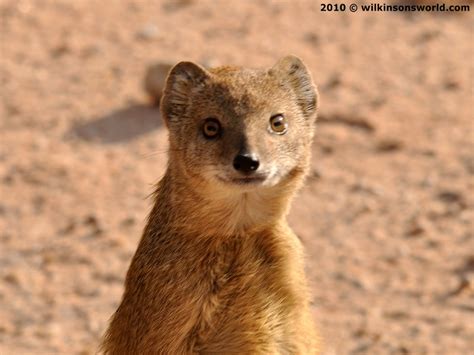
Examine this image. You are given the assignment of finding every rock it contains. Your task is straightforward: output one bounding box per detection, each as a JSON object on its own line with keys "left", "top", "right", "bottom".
{"left": 303, "top": 32, "right": 319, "bottom": 46}
{"left": 120, "top": 216, "right": 136, "bottom": 227}
{"left": 3, "top": 272, "right": 20, "bottom": 285}
{"left": 136, "top": 24, "right": 160, "bottom": 41}
{"left": 375, "top": 138, "right": 403, "bottom": 153}
{"left": 324, "top": 73, "right": 341, "bottom": 90}
{"left": 143, "top": 62, "right": 174, "bottom": 104}
{"left": 437, "top": 190, "right": 464, "bottom": 204}
{"left": 83, "top": 215, "right": 104, "bottom": 236}
{"left": 405, "top": 218, "right": 426, "bottom": 237}
{"left": 50, "top": 43, "right": 70, "bottom": 58}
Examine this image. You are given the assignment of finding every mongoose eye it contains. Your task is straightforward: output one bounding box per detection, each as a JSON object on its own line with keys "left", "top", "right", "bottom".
{"left": 269, "top": 114, "right": 288, "bottom": 135}
{"left": 202, "top": 118, "right": 221, "bottom": 139}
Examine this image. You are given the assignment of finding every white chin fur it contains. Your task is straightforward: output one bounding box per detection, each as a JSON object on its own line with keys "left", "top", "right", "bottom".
{"left": 203, "top": 164, "right": 283, "bottom": 191}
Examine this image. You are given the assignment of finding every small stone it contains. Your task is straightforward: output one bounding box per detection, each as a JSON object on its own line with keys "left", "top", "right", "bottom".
{"left": 320, "top": 144, "right": 334, "bottom": 154}
{"left": 84, "top": 215, "right": 99, "bottom": 227}
{"left": 375, "top": 138, "right": 403, "bottom": 152}
{"left": 436, "top": 190, "right": 467, "bottom": 215}
{"left": 84, "top": 215, "right": 103, "bottom": 236}
{"left": 50, "top": 43, "right": 70, "bottom": 58}
{"left": 398, "top": 345, "right": 410, "bottom": 354}
{"left": 308, "top": 169, "right": 321, "bottom": 181}
{"left": 201, "top": 57, "right": 220, "bottom": 69}
{"left": 406, "top": 219, "right": 425, "bottom": 237}
{"left": 144, "top": 62, "right": 174, "bottom": 104}
{"left": 303, "top": 32, "right": 319, "bottom": 46}
{"left": 4, "top": 272, "right": 20, "bottom": 285}
{"left": 461, "top": 155, "right": 474, "bottom": 174}
{"left": 383, "top": 310, "right": 409, "bottom": 320}
{"left": 163, "top": 0, "right": 194, "bottom": 11}
{"left": 60, "top": 220, "right": 76, "bottom": 235}
{"left": 5, "top": 103, "right": 21, "bottom": 116}
{"left": 80, "top": 44, "right": 102, "bottom": 59}
{"left": 324, "top": 74, "right": 341, "bottom": 90}
{"left": 446, "top": 277, "right": 471, "bottom": 297}
{"left": 437, "top": 190, "right": 463, "bottom": 204}
{"left": 136, "top": 24, "right": 160, "bottom": 41}
{"left": 444, "top": 78, "right": 461, "bottom": 90}
{"left": 120, "top": 216, "right": 136, "bottom": 227}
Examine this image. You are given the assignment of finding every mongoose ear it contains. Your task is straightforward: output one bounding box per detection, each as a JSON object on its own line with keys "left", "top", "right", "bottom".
{"left": 160, "top": 61, "right": 210, "bottom": 124}
{"left": 270, "top": 55, "right": 318, "bottom": 119}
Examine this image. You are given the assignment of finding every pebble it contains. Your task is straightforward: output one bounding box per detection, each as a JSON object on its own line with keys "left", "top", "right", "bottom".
{"left": 136, "top": 24, "right": 160, "bottom": 40}
{"left": 375, "top": 138, "right": 403, "bottom": 153}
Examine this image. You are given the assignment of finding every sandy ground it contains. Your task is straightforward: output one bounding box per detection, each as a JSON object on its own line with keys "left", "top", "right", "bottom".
{"left": 0, "top": 0, "right": 473, "bottom": 354}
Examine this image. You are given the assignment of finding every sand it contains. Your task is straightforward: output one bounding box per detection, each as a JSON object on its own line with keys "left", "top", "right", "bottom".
{"left": 0, "top": 0, "right": 473, "bottom": 353}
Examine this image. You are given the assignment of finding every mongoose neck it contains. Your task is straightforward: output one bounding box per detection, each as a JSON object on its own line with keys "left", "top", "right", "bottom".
{"left": 148, "top": 163, "right": 306, "bottom": 237}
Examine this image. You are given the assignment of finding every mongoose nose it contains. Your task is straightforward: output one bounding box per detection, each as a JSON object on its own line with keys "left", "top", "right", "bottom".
{"left": 233, "top": 154, "right": 260, "bottom": 174}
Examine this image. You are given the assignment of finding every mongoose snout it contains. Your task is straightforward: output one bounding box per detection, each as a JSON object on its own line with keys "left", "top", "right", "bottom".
{"left": 232, "top": 153, "right": 260, "bottom": 174}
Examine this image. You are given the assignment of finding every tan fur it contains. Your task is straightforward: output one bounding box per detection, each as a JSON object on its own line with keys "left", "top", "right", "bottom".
{"left": 101, "top": 56, "right": 320, "bottom": 354}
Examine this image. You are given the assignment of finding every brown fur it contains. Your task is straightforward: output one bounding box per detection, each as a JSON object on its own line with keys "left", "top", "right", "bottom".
{"left": 101, "top": 56, "right": 320, "bottom": 354}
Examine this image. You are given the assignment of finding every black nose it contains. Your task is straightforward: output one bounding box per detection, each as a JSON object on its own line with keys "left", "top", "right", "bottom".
{"left": 233, "top": 154, "right": 260, "bottom": 174}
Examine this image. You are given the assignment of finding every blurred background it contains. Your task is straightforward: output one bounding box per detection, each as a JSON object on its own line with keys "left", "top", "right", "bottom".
{"left": 0, "top": 0, "right": 472, "bottom": 353}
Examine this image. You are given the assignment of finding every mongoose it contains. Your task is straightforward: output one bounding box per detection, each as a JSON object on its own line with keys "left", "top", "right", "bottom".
{"left": 101, "top": 55, "right": 319, "bottom": 354}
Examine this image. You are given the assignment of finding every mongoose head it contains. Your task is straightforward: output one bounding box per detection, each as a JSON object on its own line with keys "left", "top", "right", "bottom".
{"left": 161, "top": 56, "right": 318, "bottom": 193}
